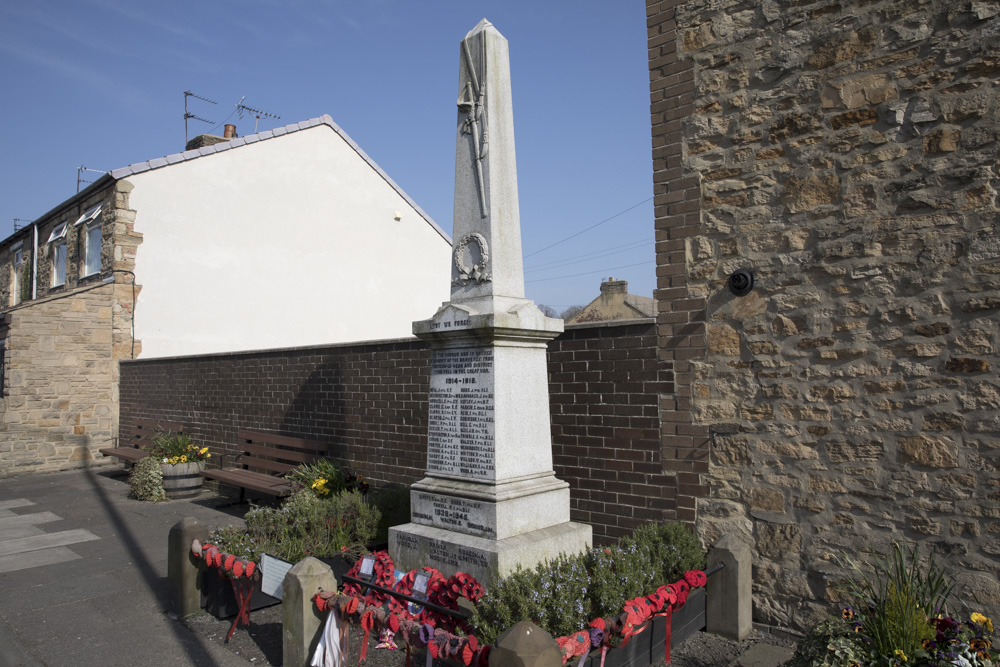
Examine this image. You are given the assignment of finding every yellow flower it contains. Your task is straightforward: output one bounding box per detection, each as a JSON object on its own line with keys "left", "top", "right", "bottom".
{"left": 199, "top": 447, "right": 209, "bottom": 455}
{"left": 972, "top": 613, "right": 994, "bottom": 633}
{"left": 894, "top": 649, "right": 907, "bottom": 663}
{"left": 180, "top": 455, "right": 187, "bottom": 463}
{"left": 206, "top": 453, "right": 211, "bottom": 458}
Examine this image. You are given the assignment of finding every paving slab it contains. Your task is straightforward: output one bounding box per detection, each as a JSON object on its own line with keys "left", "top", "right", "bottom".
{"left": 0, "top": 467, "right": 251, "bottom": 667}
{"left": 729, "top": 643, "right": 795, "bottom": 667}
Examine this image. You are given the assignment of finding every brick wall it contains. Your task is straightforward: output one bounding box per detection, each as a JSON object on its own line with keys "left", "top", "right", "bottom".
{"left": 119, "top": 320, "right": 665, "bottom": 544}
{"left": 647, "top": 0, "right": 711, "bottom": 525}
{"left": 648, "top": 0, "right": 1000, "bottom": 630}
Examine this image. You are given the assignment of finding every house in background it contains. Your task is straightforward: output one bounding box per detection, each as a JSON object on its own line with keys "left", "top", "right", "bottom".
{"left": 566, "top": 277, "right": 656, "bottom": 324}
{"left": 0, "top": 115, "right": 452, "bottom": 476}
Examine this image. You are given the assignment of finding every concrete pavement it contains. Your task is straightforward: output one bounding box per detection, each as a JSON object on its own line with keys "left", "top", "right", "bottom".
{"left": 0, "top": 466, "right": 251, "bottom": 667}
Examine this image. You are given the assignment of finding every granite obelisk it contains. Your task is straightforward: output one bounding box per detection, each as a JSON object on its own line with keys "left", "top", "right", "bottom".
{"left": 389, "top": 19, "right": 592, "bottom": 583}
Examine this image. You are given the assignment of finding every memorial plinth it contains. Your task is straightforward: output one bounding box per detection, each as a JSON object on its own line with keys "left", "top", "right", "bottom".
{"left": 389, "top": 19, "right": 591, "bottom": 583}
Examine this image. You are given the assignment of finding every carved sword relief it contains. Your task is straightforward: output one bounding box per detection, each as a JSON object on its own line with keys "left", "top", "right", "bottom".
{"left": 458, "top": 32, "right": 489, "bottom": 219}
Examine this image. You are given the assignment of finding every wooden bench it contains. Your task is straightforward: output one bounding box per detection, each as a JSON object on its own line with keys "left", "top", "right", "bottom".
{"left": 200, "top": 429, "right": 329, "bottom": 502}
{"left": 99, "top": 419, "right": 185, "bottom": 465}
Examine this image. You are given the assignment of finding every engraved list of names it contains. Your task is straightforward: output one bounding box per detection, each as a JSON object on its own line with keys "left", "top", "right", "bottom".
{"left": 428, "top": 347, "right": 495, "bottom": 479}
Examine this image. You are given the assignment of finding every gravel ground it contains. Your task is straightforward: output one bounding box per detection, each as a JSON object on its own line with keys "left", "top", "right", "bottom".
{"left": 180, "top": 603, "right": 797, "bottom": 667}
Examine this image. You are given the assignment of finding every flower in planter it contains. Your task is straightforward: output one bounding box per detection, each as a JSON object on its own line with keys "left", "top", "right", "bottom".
{"left": 151, "top": 431, "right": 210, "bottom": 465}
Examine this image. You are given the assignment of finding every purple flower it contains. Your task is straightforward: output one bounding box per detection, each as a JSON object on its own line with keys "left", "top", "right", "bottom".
{"left": 419, "top": 623, "right": 435, "bottom": 644}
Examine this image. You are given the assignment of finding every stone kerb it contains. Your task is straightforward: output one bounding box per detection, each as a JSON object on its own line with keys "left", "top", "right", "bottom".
{"left": 705, "top": 533, "right": 752, "bottom": 641}
{"left": 283, "top": 557, "right": 336, "bottom": 667}
{"left": 166, "top": 517, "right": 209, "bottom": 619}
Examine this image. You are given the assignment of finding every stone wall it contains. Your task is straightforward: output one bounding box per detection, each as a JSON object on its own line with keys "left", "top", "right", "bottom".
{"left": 0, "top": 179, "right": 140, "bottom": 476}
{"left": 648, "top": 0, "right": 1000, "bottom": 630}
{"left": 0, "top": 284, "right": 116, "bottom": 476}
{"left": 119, "top": 320, "right": 667, "bottom": 543}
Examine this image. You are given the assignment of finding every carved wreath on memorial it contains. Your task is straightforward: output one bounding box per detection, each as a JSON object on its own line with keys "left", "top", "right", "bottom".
{"left": 453, "top": 233, "right": 492, "bottom": 286}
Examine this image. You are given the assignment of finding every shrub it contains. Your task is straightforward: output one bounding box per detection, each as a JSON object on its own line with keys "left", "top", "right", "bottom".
{"left": 470, "top": 521, "right": 706, "bottom": 645}
{"left": 210, "top": 488, "right": 380, "bottom": 564}
{"left": 786, "top": 619, "right": 868, "bottom": 667}
{"left": 629, "top": 521, "right": 705, "bottom": 588}
{"left": 471, "top": 553, "right": 590, "bottom": 646}
{"left": 128, "top": 456, "right": 165, "bottom": 501}
{"left": 286, "top": 459, "right": 346, "bottom": 498}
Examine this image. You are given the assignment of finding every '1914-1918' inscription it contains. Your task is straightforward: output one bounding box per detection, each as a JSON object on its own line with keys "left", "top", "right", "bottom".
{"left": 428, "top": 348, "right": 495, "bottom": 479}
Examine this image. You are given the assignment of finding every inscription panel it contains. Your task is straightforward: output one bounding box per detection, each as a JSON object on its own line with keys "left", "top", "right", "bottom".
{"left": 412, "top": 491, "right": 497, "bottom": 538}
{"left": 427, "top": 347, "right": 495, "bottom": 479}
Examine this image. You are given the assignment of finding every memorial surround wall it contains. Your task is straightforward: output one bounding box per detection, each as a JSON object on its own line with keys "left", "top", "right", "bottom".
{"left": 118, "top": 319, "right": 667, "bottom": 544}
{"left": 648, "top": 0, "right": 1000, "bottom": 631}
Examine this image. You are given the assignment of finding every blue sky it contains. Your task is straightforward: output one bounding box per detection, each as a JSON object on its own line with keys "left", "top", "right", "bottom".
{"left": 0, "top": 1, "right": 655, "bottom": 310}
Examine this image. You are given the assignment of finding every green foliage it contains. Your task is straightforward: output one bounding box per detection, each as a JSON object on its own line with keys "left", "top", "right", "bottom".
{"left": 586, "top": 522, "right": 705, "bottom": 619}
{"left": 207, "top": 525, "right": 258, "bottom": 562}
{"left": 470, "top": 521, "right": 706, "bottom": 645}
{"left": 286, "top": 459, "right": 346, "bottom": 497}
{"left": 629, "top": 521, "right": 706, "bottom": 588}
{"left": 838, "top": 543, "right": 953, "bottom": 661}
{"left": 786, "top": 619, "right": 869, "bottom": 667}
{"left": 587, "top": 542, "right": 655, "bottom": 620}
{"left": 788, "top": 543, "right": 1000, "bottom": 667}
{"left": 128, "top": 455, "right": 165, "bottom": 501}
{"left": 471, "top": 553, "right": 590, "bottom": 646}
{"left": 211, "top": 488, "right": 380, "bottom": 564}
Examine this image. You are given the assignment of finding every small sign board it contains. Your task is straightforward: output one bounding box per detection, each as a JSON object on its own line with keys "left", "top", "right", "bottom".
{"left": 260, "top": 553, "right": 294, "bottom": 600}
{"left": 409, "top": 569, "right": 430, "bottom": 614}
{"left": 358, "top": 554, "right": 376, "bottom": 581}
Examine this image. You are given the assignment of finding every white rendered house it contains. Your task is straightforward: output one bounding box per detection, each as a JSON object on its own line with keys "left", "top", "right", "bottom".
{"left": 120, "top": 115, "right": 452, "bottom": 358}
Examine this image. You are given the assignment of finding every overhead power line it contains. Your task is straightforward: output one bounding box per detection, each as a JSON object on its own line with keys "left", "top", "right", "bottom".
{"left": 525, "top": 260, "right": 655, "bottom": 283}
{"left": 525, "top": 238, "right": 650, "bottom": 272}
{"left": 523, "top": 196, "right": 653, "bottom": 260}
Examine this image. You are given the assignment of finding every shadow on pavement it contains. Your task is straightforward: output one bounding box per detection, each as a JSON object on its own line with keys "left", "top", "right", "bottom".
{"left": 82, "top": 466, "right": 226, "bottom": 667}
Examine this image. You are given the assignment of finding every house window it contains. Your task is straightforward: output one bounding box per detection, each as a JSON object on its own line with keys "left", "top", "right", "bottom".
{"left": 12, "top": 245, "right": 24, "bottom": 305}
{"left": 76, "top": 205, "right": 103, "bottom": 277}
{"left": 49, "top": 222, "right": 68, "bottom": 287}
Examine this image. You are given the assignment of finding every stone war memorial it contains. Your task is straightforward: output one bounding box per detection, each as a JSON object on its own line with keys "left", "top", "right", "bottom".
{"left": 388, "top": 19, "right": 592, "bottom": 582}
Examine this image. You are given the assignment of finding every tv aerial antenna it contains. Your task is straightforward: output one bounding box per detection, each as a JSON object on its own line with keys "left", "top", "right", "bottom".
{"left": 13, "top": 218, "right": 31, "bottom": 232}
{"left": 77, "top": 166, "right": 108, "bottom": 193}
{"left": 236, "top": 97, "right": 280, "bottom": 133}
{"left": 184, "top": 90, "right": 217, "bottom": 143}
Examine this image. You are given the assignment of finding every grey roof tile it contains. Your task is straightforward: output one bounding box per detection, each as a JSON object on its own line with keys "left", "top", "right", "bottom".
{"left": 198, "top": 145, "right": 218, "bottom": 156}
{"left": 148, "top": 157, "right": 168, "bottom": 169}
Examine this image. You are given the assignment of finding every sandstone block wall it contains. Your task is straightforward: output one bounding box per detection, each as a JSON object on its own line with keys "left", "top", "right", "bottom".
{"left": 649, "top": 0, "right": 1000, "bottom": 629}
{"left": 119, "top": 320, "right": 666, "bottom": 543}
{"left": 0, "top": 284, "right": 116, "bottom": 476}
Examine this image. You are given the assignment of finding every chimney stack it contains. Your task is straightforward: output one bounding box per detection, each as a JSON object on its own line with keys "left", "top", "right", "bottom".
{"left": 600, "top": 277, "right": 628, "bottom": 295}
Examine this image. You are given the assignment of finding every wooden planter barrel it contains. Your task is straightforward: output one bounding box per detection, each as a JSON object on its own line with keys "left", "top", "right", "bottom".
{"left": 161, "top": 461, "right": 204, "bottom": 499}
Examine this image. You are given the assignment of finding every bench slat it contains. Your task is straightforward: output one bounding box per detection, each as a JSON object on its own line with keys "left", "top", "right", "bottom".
{"left": 202, "top": 468, "right": 294, "bottom": 497}
{"left": 99, "top": 447, "right": 150, "bottom": 463}
{"left": 238, "top": 457, "right": 297, "bottom": 476}
{"left": 200, "top": 429, "right": 332, "bottom": 500}
{"left": 239, "top": 443, "right": 322, "bottom": 466}
{"left": 237, "top": 429, "right": 329, "bottom": 454}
